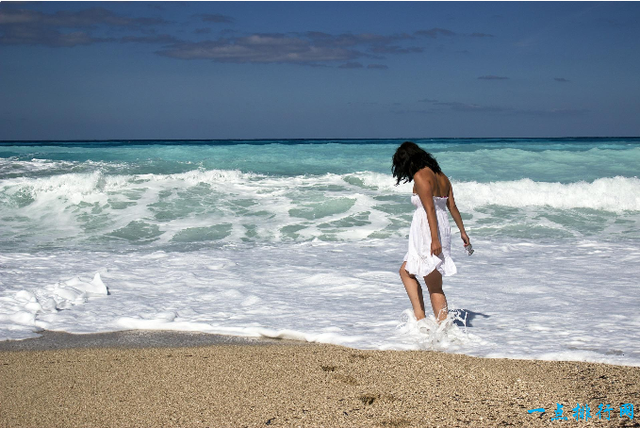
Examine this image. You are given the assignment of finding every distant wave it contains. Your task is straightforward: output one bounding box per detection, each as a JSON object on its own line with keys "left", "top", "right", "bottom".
{"left": 2, "top": 169, "right": 640, "bottom": 214}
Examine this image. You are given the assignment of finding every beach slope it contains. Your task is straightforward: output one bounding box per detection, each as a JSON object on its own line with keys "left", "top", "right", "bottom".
{"left": 1, "top": 337, "right": 639, "bottom": 427}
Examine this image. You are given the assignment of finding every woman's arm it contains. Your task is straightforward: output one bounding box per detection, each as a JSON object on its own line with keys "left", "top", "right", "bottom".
{"left": 414, "top": 170, "right": 442, "bottom": 256}
{"left": 446, "top": 182, "right": 470, "bottom": 246}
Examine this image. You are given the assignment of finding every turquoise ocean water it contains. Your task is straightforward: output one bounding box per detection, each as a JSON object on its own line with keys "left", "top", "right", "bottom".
{"left": 2, "top": 138, "right": 639, "bottom": 251}
{"left": 1, "top": 138, "right": 639, "bottom": 365}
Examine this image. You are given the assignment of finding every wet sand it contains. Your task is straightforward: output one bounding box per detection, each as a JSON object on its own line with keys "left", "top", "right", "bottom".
{"left": 1, "top": 331, "right": 639, "bottom": 427}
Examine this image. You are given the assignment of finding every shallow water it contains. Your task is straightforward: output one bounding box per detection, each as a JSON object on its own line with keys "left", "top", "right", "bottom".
{"left": 1, "top": 138, "right": 639, "bottom": 366}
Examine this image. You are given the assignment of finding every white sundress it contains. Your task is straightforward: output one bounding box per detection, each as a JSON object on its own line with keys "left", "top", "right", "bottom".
{"left": 403, "top": 193, "right": 457, "bottom": 278}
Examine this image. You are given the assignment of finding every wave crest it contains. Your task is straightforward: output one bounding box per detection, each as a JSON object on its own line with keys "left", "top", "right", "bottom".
{"left": 455, "top": 176, "right": 640, "bottom": 212}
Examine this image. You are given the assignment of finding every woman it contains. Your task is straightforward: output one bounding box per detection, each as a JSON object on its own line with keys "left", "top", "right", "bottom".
{"left": 392, "top": 141, "right": 471, "bottom": 323}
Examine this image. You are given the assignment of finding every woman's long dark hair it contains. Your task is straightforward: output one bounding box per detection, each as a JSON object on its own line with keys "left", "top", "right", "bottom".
{"left": 391, "top": 141, "right": 442, "bottom": 185}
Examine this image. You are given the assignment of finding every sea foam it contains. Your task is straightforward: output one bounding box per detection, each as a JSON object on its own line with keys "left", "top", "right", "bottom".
{"left": 1, "top": 239, "right": 639, "bottom": 366}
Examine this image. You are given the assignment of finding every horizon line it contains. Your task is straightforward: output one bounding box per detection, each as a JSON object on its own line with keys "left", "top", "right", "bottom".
{"left": 1, "top": 136, "right": 639, "bottom": 143}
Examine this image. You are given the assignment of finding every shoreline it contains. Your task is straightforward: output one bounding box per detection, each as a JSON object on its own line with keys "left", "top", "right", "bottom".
{"left": 0, "top": 330, "right": 303, "bottom": 352}
{"left": 2, "top": 329, "right": 639, "bottom": 368}
{"left": 1, "top": 331, "right": 639, "bottom": 427}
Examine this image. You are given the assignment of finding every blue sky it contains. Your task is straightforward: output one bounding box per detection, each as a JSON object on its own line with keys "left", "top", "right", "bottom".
{"left": 1, "top": 1, "right": 639, "bottom": 139}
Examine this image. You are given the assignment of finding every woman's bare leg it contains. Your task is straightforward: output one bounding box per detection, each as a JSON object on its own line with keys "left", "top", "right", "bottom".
{"left": 399, "top": 261, "right": 426, "bottom": 320}
{"left": 424, "top": 269, "right": 448, "bottom": 322}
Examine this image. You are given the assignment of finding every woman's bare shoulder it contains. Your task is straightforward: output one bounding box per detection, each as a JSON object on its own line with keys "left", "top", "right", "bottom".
{"left": 441, "top": 173, "right": 451, "bottom": 186}
{"left": 414, "top": 167, "right": 436, "bottom": 182}
{"left": 414, "top": 168, "right": 439, "bottom": 196}
{"left": 437, "top": 172, "right": 452, "bottom": 195}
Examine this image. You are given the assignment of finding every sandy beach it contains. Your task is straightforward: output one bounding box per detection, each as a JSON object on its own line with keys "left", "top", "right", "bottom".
{"left": 1, "top": 332, "right": 639, "bottom": 427}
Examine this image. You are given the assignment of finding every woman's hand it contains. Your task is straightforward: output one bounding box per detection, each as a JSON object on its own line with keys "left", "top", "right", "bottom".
{"left": 431, "top": 240, "right": 442, "bottom": 256}
{"left": 461, "top": 231, "right": 470, "bottom": 247}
